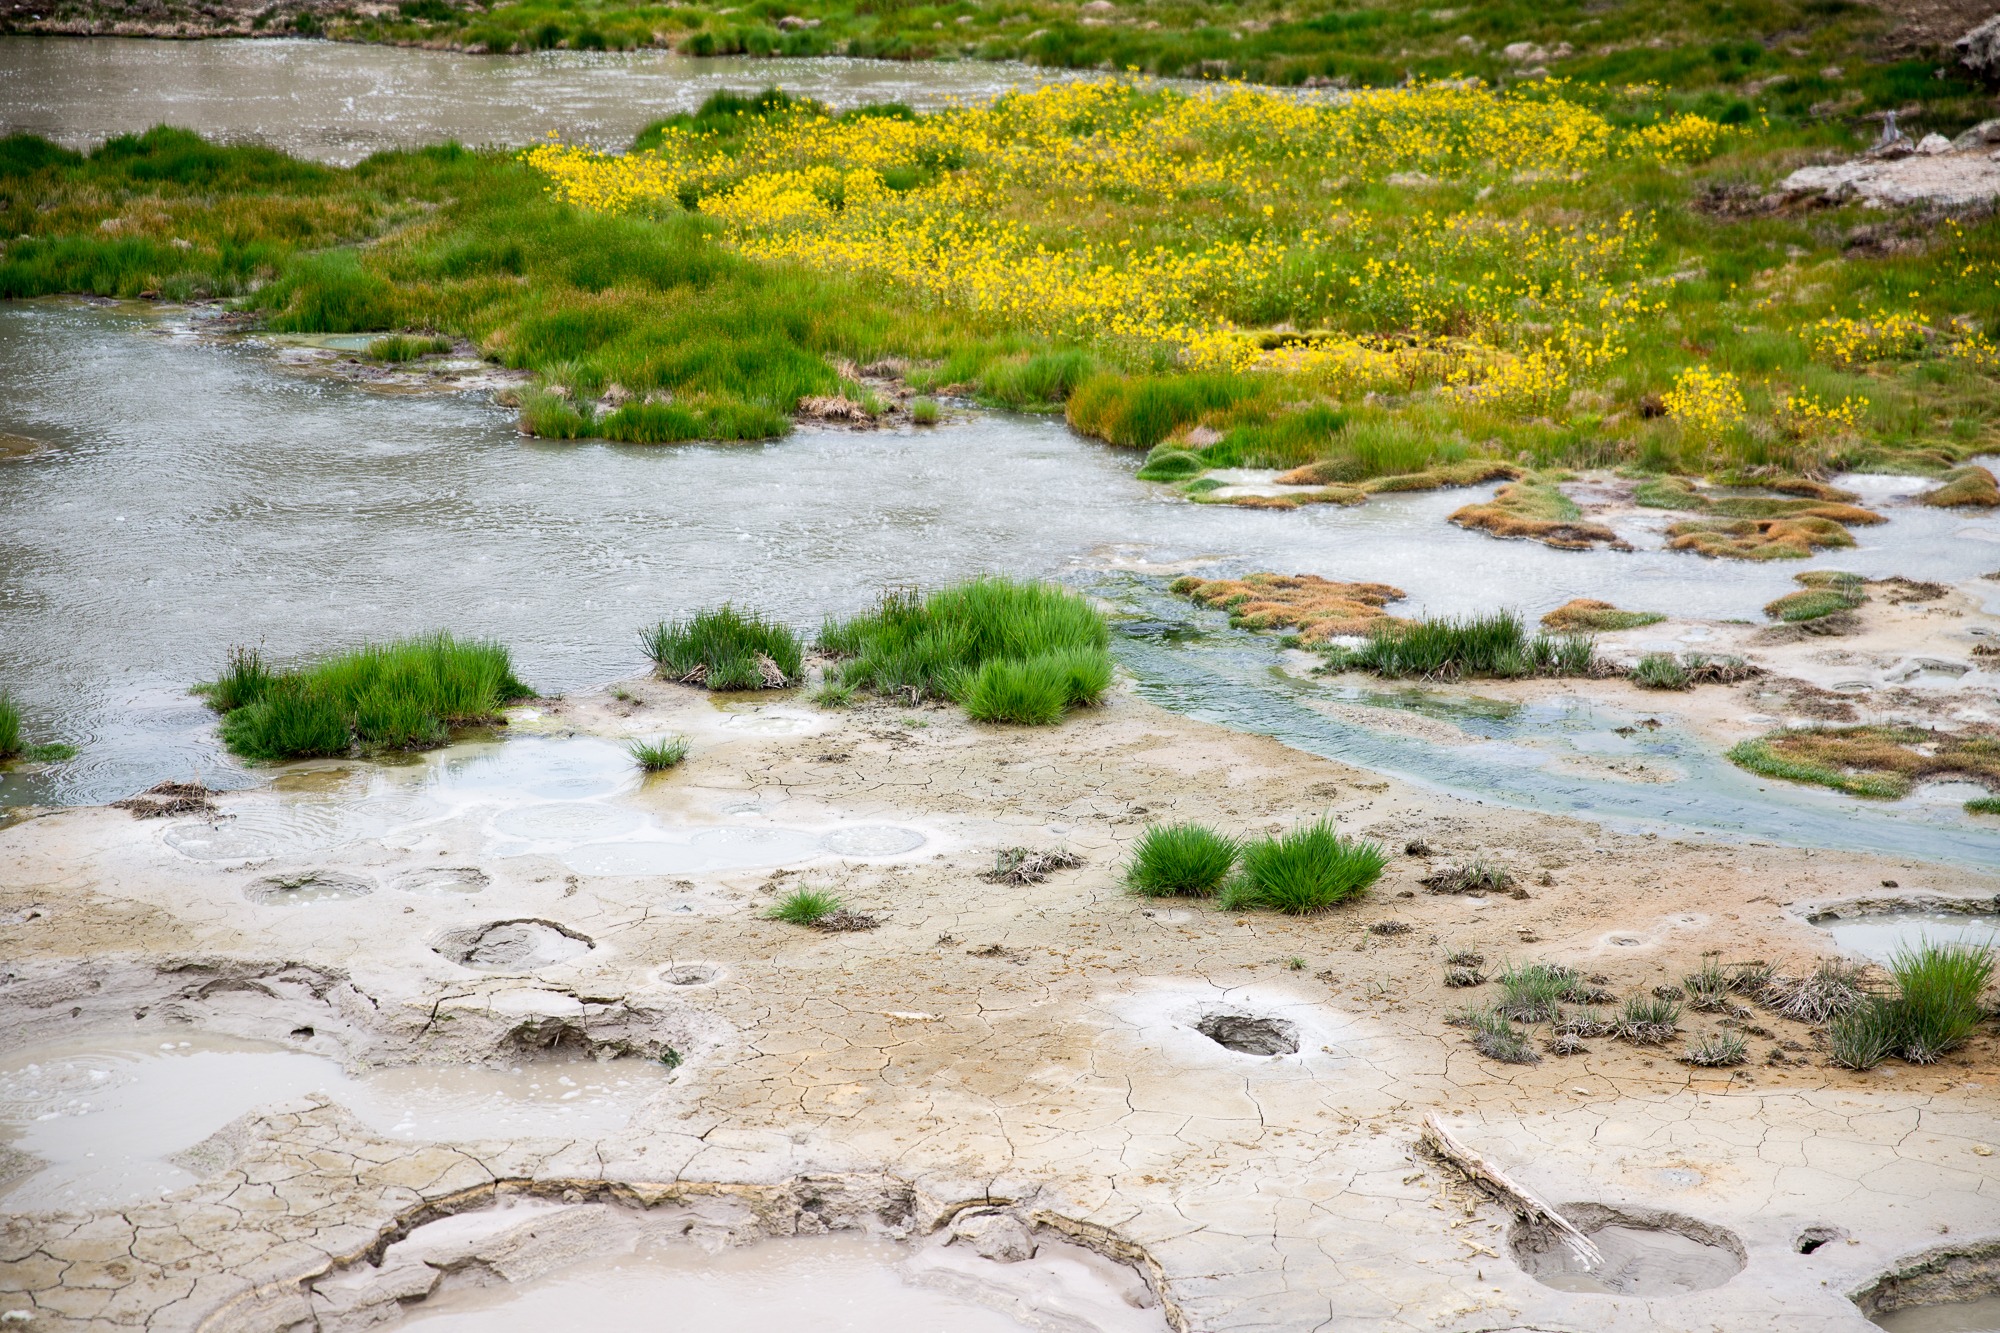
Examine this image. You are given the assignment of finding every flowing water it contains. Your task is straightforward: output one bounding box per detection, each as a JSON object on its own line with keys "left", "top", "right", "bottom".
{"left": 0, "top": 1032, "right": 669, "bottom": 1210}
{"left": 0, "top": 35, "right": 1093, "bottom": 163}
{"left": 3, "top": 301, "right": 1998, "bottom": 861}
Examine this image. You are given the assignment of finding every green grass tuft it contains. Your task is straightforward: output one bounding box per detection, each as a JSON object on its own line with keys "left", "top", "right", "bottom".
{"left": 629, "top": 735, "right": 690, "bottom": 771}
{"left": 768, "top": 886, "right": 841, "bottom": 925}
{"left": 640, "top": 606, "right": 803, "bottom": 690}
{"left": 821, "top": 578, "right": 1110, "bottom": 724}
{"left": 1126, "top": 822, "right": 1240, "bottom": 898}
{"left": 0, "top": 692, "right": 18, "bottom": 760}
{"left": 202, "top": 633, "right": 530, "bottom": 761}
{"left": 1226, "top": 818, "right": 1386, "bottom": 914}
{"left": 1323, "top": 611, "right": 1592, "bottom": 681}
{"left": 1888, "top": 940, "right": 1994, "bottom": 1064}
{"left": 367, "top": 332, "right": 452, "bottom": 361}
{"left": 1968, "top": 796, "right": 2000, "bottom": 816}
{"left": 1631, "top": 652, "right": 1692, "bottom": 690}
{"left": 910, "top": 396, "right": 940, "bottom": 426}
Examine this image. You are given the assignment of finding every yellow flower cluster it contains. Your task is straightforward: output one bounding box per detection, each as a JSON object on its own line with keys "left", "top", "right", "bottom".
{"left": 526, "top": 80, "right": 1727, "bottom": 380}
{"left": 1662, "top": 364, "right": 1746, "bottom": 440}
{"left": 1802, "top": 312, "right": 1929, "bottom": 367}
{"left": 1779, "top": 389, "right": 1868, "bottom": 442}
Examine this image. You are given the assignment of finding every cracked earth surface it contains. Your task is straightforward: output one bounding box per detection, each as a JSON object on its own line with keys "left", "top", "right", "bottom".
{"left": 1, "top": 681, "right": 1996, "bottom": 1331}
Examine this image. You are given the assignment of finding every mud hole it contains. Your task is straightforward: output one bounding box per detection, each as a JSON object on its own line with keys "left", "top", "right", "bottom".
{"left": 1510, "top": 1204, "right": 1746, "bottom": 1295}
{"left": 435, "top": 919, "right": 595, "bottom": 971}
{"left": 1193, "top": 1013, "right": 1299, "bottom": 1056}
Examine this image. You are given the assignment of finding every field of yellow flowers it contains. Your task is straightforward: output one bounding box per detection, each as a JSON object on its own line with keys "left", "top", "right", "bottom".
{"left": 525, "top": 79, "right": 1996, "bottom": 479}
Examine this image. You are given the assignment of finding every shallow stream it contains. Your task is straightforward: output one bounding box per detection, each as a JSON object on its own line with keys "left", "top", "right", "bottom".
{"left": 3, "top": 302, "right": 1997, "bottom": 860}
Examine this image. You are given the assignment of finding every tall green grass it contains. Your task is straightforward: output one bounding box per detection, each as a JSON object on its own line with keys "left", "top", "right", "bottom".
{"left": 1223, "top": 819, "right": 1386, "bottom": 914}
{"left": 201, "top": 634, "right": 531, "bottom": 761}
{"left": 639, "top": 607, "right": 803, "bottom": 690}
{"left": 819, "top": 578, "right": 1111, "bottom": 723}
{"left": 1126, "top": 822, "right": 1240, "bottom": 898}
{"left": 1324, "top": 612, "right": 1593, "bottom": 680}
{"left": 1830, "top": 941, "right": 1993, "bottom": 1069}
{"left": 0, "top": 692, "right": 20, "bottom": 760}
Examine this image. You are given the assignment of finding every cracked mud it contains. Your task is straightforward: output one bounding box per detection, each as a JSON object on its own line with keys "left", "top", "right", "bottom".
{"left": 2, "top": 679, "right": 1997, "bottom": 1332}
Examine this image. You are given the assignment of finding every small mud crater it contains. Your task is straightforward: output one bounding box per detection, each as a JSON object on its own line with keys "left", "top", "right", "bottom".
{"left": 820, "top": 824, "right": 927, "bottom": 857}
{"left": 437, "top": 919, "right": 595, "bottom": 971}
{"left": 658, "top": 963, "right": 720, "bottom": 987}
{"left": 391, "top": 866, "right": 491, "bottom": 896}
{"left": 1797, "top": 1225, "right": 1847, "bottom": 1254}
{"left": 243, "top": 871, "right": 374, "bottom": 905}
{"left": 1194, "top": 1014, "right": 1299, "bottom": 1056}
{"left": 1510, "top": 1204, "right": 1745, "bottom": 1296}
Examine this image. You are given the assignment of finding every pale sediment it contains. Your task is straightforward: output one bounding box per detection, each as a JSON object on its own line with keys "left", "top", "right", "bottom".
{"left": 1, "top": 680, "right": 1997, "bottom": 1331}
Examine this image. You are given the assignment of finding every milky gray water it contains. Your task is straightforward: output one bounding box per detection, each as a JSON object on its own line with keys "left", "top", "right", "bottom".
{"left": 3, "top": 300, "right": 1998, "bottom": 863}
{"left": 0, "top": 35, "right": 1091, "bottom": 162}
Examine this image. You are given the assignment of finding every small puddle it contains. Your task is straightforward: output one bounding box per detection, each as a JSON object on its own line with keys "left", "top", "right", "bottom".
{"left": 0, "top": 1033, "right": 666, "bottom": 1211}
{"left": 1874, "top": 1294, "right": 2000, "bottom": 1332}
{"left": 1809, "top": 909, "right": 2000, "bottom": 965}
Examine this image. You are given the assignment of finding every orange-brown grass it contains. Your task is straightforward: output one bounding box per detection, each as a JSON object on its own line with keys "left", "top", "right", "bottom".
{"left": 1920, "top": 465, "right": 2000, "bottom": 509}
{"left": 1727, "top": 724, "right": 2000, "bottom": 800}
{"left": 1666, "top": 516, "right": 1854, "bottom": 559}
{"left": 1207, "top": 487, "right": 1365, "bottom": 510}
{"left": 1449, "top": 480, "right": 1630, "bottom": 552}
{"left": 1171, "top": 573, "right": 1407, "bottom": 642}
{"left": 1274, "top": 459, "right": 1521, "bottom": 491}
{"left": 1540, "top": 599, "right": 1665, "bottom": 631}
{"left": 1764, "top": 477, "right": 1862, "bottom": 503}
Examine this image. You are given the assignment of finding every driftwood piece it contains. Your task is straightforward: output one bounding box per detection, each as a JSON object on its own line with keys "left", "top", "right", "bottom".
{"left": 1419, "top": 1114, "right": 1604, "bottom": 1267}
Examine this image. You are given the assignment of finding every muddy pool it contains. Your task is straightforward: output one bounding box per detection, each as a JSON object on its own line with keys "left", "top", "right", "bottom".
{"left": 0, "top": 1032, "right": 669, "bottom": 1210}
{"left": 2, "top": 300, "right": 1997, "bottom": 860}
{"left": 1875, "top": 1295, "right": 2000, "bottom": 1332}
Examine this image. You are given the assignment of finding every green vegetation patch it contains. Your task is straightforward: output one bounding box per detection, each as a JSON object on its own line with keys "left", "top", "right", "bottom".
{"left": 1831, "top": 942, "right": 1995, "bottom": 1069}
{"left": 200, "top": 635, "right": 532, "bottom": 761}
{"left": 1919, "top": 465, "right": 2000, "bottom": 509}
{"left": 1126, "top": 823, "right": 1240, "bottom": 899}
{"left": 1222, "top": 819, "right": 1387, "bottom": 914}
{"left": 640, "top": 606, "right": 804, "bottom": 690}
{"left": 820, "top": 578, "right": 1111, "bottom": 725}
{"left": 1727, "top": 723, "right": 2000, "bottom": 800}
{"left": 1322, "top": 612, "right": 1594, "bottom": 680}
{"left": 629, "top": 735, "right": 690, "bottom": 771}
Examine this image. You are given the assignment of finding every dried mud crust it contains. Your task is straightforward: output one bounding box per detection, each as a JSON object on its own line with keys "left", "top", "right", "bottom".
{"left": 2, "top": 677, "right": 1998, "bottom": 1331}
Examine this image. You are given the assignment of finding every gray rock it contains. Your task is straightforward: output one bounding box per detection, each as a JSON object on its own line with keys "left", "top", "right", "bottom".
{"left": 1954, "top": 118, "right": 2000, "bottom": 148}
{"left": 950, "top": 1210, "right": 1038, "bottom": 1263}
{"left": 1917, "top": 133, "right": 1953, "bottom": 155}
{"left": 1957, "top": 13, "right": 2000, "bottom": 81}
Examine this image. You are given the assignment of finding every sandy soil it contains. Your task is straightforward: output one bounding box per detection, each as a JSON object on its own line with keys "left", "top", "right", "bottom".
{"left": 2, "top": 661, "right": 1996, "bottom": 1331}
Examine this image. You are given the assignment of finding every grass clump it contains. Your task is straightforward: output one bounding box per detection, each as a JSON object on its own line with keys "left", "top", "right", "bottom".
{"left": 1968, "top": 795, "right": 2000, "bottom": 816}
{"left": 910, "top": 396, "right": 940, "bottom": 426}
{"left": 810, "top": 679, "right": 855, "bottom": 709}
{"left": 1766, "top": 570, "right": 1867, "bottom": 622}
{"left": 0, "top": 692, "right": 18, "bottom": 761}
{"left": 767, "top": 886, "right": 841, "bottom": 926}
{"left": 1919, "top": 465, "right": 2000, "bottom": 509}
{"left": 1726, "top": 724, "right": 2000, "bottom": 801}
{"left": 1666, "top": 516, "right": 1855, "bottom": 560}
{"left": 1540, "top": 599, "right": 1664, "bottom": 633}
{"left": 1172, "top": 572, "right": 1405, "bottom": 644}
{"left": 1631, "top": 652, "right": 1691, "bottom": 691}
{"left": 1830, "top": 942, "right": 1994, "bottom": 1069}
{"left": 1682, "top": 1031, "right": 1748, "bottom": 1067}
{"left": 1617, "top": 994, "right": 1683, "bottom": 1044}
{"left": 1458, "top": 1007, "right": 1540, "bottom": 1064}
{"left": 629, "top": 735, "right": 689, "bottom": 771}
{"left": 1126, "top": 822, "right": 1239, "bottom": 898}
{"left": 640, "top": 606, "right": 803, "bottom": 690}
{"left": 1448, "top": 479, "right": 1626, "bottom": 552}
{"left": 200, "top": 634, "right": 531, "bottom": 761}
{"left": 820, "top": 578, "right": 1110, "bottom": 724}
{"left": 367, "top": 332, "right": 452, "bottom": 361}
{"left": 1323, "top": 611, "right": 1593, "bottom": 681}
{"left": 1223, "top": 818, "right": 1386, "bottom": 915}
{"left": 1495, "top": 962, "right": 1578, "bottom": 1024}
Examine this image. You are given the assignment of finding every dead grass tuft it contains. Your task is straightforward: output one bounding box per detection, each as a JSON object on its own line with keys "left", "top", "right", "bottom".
{"left": 1727, "top": 723, "right": 2000, "bottom": 799}
{"left": 1450, "top": 480, "right": 1630, "bottom": 551}
{"left": 1919, "top": 465, "right": 2000, "bottom": 508}
{"left": 984, "top": 847, "right": 1085, "bottom": 884}
{"left": 1666, "top": 516, "right": 1855, "bottom": 559}
{"left": 1170, "top": 572, "right": 1407, "bottom": 642}
{"left": 1540, "top": 599, "right": 1665, "bottom": 632}
{"left": 111, "top": 780, "right": 218, "bottom": 819}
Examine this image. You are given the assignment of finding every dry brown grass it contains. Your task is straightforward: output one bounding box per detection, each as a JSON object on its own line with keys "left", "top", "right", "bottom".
{"left": 1919, "top": 465, "right": 2000, "bottom": 508}
{"left": 1211, "top": 486, "right": 1367, "bottom": 510}
{"left": 1727, "top": 723, "right": 2000, "bottom": 799}
{"left": 1171, "top": 572, "right": 1407, "bottom": 642}
{"left": 1273, "top": 459, "right": 1523, "bottom": 491}
{"left": 1764, "top": 477, "right": 1862, "bottom": 502}
{"left": 1450, "top": 481, "right": 1631, "bottom": 551}
{"left": 1666, "top": 516, "right": 1855, "bottom": 559}
{"left": 1540, "top": 599, "right": 1666, "bottom": 631}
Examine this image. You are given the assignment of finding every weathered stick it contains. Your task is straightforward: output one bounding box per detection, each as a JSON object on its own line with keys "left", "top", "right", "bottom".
{"left": 1419, "top": 1113, "right": 1604, "bottom": 1267}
